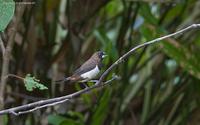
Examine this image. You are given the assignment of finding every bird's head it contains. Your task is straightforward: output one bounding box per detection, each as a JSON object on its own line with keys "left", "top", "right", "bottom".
{"left": 92, "top": 51, "right": 107, "bottom": 61}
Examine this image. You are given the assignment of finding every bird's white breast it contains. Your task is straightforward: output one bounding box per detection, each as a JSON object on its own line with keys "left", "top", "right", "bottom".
{"left": 80, "top": 65, "right": 100, "bottom": 80}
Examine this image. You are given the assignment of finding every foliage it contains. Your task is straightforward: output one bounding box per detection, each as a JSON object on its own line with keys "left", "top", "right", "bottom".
{"left": 1, "top": 0, "right": 200, "bottom": 125}
{"left": 0, "top": 0, "right": 15, "bottom": 31}
{"left": 24, "top": 74, "right": 48, "bottom": 91}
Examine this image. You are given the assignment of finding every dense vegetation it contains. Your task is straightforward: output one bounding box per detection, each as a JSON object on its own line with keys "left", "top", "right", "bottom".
{"left": 0, "top": 0, "right": 200, "bottom": 125}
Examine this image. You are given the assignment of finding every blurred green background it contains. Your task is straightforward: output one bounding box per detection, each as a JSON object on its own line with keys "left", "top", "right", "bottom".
{"left": 1, "top": 0, "right": 200, "bottom": 125}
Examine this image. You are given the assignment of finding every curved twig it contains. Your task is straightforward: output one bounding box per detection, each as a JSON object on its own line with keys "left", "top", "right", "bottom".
{"left": 97, "top": 24, "right": 200, "bottom": 84}
{"left": 0, "top": 75, "right": 119, "bottom": 115}
{"left": 0, "top": 24, "right": 200, "bottom": 116}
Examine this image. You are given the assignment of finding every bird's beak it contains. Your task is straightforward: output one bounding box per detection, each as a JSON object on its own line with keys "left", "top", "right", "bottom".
{"left": 102, "top": 55, "right": 108, "bottom": 58}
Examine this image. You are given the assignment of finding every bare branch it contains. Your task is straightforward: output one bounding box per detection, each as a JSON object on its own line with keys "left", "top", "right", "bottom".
{"left": 97, "top": 24, "right": 200, "bottom": 84}
{"left": 0, "top": 75, "right": 119, "bottom": 115}
{"left": 5, "top": 74, "right": 24, "bottom": 81}
{"left": 0, "top": 6, "right": 26, "bottom": 107}
{"left": 0, "top": 36, "right": 5, "bottom": 57}
{"left": 0, "top": 24, "right": 200, "bottom": 116}
{"left": 12, "top": 98, "right": 70, "bottom": 116}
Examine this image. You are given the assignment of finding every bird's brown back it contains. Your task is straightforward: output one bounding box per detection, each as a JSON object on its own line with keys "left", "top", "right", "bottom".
{"left": 73, "top": 53, "right": 100, "bottom": 75}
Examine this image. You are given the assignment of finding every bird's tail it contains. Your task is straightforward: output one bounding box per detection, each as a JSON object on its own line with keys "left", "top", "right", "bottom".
{"left": 55, "top": 77, "right": 71, "bottom": 84}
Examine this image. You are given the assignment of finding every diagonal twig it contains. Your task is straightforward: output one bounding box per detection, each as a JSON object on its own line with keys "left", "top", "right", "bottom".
{"left": 0, "top": 75, "right": 119, "bottom": 115}
{"left": 0, "top": 5, "right": 26, "bottom": 109}
{"left": 0, "top": 24, "right": 200, "bottom": 116}
{"left": 11, "top": 98, "right": 70, "bottom": 115}
{"left": 97, "top": 24, "right": 200, "bottom": 84}
{"left": 0, "top": 36, "right": 5, "bottom": 57}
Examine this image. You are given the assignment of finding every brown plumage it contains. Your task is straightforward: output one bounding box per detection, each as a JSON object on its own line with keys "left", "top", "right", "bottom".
{"left": 55, "top": 51, "right": 106, "bottom": 83}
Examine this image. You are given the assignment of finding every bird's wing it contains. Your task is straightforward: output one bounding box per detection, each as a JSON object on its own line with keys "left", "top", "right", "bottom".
{"left": 73, "top": 59, "right": 97, "bottom": 75}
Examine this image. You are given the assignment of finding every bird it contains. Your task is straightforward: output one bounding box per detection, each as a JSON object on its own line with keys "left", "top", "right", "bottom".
{"left": 55, "top": 51, "right": 107, "bottom": 84}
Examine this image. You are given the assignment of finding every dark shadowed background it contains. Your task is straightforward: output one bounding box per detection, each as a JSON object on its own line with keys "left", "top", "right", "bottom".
{"left": 0, "top": 0, "right": 200, "bottom": 125}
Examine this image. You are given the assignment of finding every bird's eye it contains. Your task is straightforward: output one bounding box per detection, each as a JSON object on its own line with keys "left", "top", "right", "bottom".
{"left": 99, "top": 53, "right": 103, "bottom": 57}
{"left": 100, "top": 52, "right": 107, "bottom": 58}
{"left": 97, "top": 51, "right": 106, "bottom": 59}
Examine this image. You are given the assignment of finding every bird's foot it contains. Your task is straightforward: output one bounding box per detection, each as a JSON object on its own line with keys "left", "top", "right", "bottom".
{"left": 89, "top": 80, "right": 99, "bottom": 83}
{"left": 82, "top": 83, "right": 89, "bottom": 88}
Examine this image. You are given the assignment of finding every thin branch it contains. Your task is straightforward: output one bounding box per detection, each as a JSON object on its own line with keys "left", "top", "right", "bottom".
{"left": 12, "top": 98, "right": 70, "bottom": 115}
{"left": 5, "top": 74, "right": 24, "bottom": 81}
{"left": 0, "top": 75, "right": 119, "bottom": 115}
{"left": 0, "top": 36, "right": 5, "bottom": 57}
{"left": 0, "top": 6, "right": 26, "bottom": 107}
{"left": 0, "top": 24, "right": 200, "bottom": 116}
{"left": 97, "top": 24, "right": 200, "bottom": 84}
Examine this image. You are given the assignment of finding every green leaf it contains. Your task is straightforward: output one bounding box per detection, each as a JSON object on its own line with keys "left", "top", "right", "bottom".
{"left": 139, "top": 3, "right": 158, "bottom": 25}
{"left": 0, "top": 0, "right": 15, "bottom": 31}
{"left": 162, "top": 41, "right": 200, "bottom": 79}
{"left": 48, "top": 115, "right": 84, "bottom": 125}
{"left": 3, "top": 115, "right": 8, "bottom": 125}
{"left": 68, "top": 111, "right": 84, "bottom": 122}
{"left": 142, "top": 25, "right": 200, "bottom": 80}
{"left": 91, "top": 89, "right": 112, "bottom": 125}
{"left": 164, "top": 4, "right": 183, "bottom": 24}
{"left": 140, "top": 25, "right": 156, "bottom": 41}
{"left": 94, "top": 28, "right": 118, "bottom": 61}
{"left": 104, "top": 0, "right": 123, "bottom": 17}
{"left": 24, "top": 74, "right": 48, "bottom": 91}
{"left": 60, "top": 119, "right": 83, "bottom": 125}
{"left": 48, "top": 115, "right": 67, "bottom": 125}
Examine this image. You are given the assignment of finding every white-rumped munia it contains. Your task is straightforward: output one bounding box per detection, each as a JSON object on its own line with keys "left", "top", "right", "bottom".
{"left": 56, "top": 51, "right": 107, "bottom": 83}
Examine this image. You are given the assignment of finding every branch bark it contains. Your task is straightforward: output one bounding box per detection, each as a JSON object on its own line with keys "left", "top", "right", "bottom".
{"left": 0, "top": 6, "right": 25, "bottom": 109}
{"left": 0, "top": 24, "right": 199, "bottom": 116}
{"left": 0, "top": 75, "right": 119, "bottom": 115}
{"left": 0, "top": 37, "right": 5, "bottom": 57}
{"left": 97, "top": 24, "right": 200, "bottom": 84}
